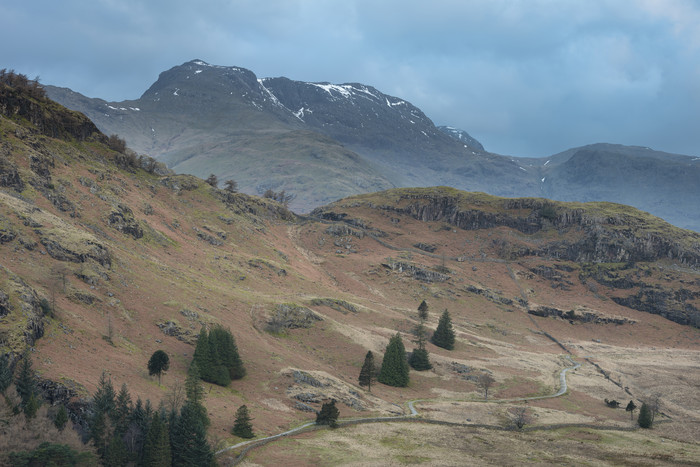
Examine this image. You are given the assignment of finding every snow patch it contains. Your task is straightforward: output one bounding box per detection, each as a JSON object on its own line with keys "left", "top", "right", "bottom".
{"left": 519, "top": 166, "right": 527, "bottom": 172}
{"left": 129, "top": 107, "right": 140, "bottom": 111}
{"left": 195, "top": 70, "right": 203, "bottom": 74}
{"left": 544, "top": 160, "right": 550, "bottom": 166}
{"left": 541, "top": 177, "right": 546, "bottom": 183}
{"left": 308, "top": 83, "right": 352, "bottom": 98}
{"left": 173, "top": 88, "right": 179, "bottom": 96}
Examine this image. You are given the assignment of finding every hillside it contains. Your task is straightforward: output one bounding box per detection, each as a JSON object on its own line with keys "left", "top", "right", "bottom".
{"left": 2, "top": 78, "right": 700, "bottom": 465}
{"left": 45, "top": 59, "right": 700, "bottom": 232}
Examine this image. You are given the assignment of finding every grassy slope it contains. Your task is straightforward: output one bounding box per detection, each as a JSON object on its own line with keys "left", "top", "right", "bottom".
{"left": 1, "top": 106, "right": 699, "bottom": 464}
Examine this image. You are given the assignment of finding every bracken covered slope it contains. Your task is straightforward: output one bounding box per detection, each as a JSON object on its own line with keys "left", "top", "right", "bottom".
{"left": 2, "top": 81, "right": 700, "bottom": 464}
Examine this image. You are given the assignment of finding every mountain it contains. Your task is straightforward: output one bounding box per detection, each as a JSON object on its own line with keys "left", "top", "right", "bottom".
{"left": 438, "top": 125, "right": 485, "bottom": 151}
{"left": 2, "top": 76, "right": 700, "bottom": 464}
{"left": 45, "top": 60, "right": 700, "bottom": 232}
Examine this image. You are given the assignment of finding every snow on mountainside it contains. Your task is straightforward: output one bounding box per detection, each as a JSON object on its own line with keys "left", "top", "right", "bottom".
{"left": 44, "top": 59, "right": 700, "bottom": 231}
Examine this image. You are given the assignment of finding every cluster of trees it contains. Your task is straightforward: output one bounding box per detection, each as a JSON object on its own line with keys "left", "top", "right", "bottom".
{"left": 263, "top": 188, "right": 294, "bottom": 207}
{"left": 192, "top": 326, "right": 245, "bottom": 386}
{"left": 205, "top": 174, "right": 238, "bottom": 193}
{"left": 605, "top": 397, "right": 660, "bottom": 428}
{"left": 0, "top": 69, "right": 45, "bottom": 99}
{"left": 87, "top": 367, "right": 215, "bottom": 466}
{"left": 359, "top": 302, "right": 458, "bottom": 390}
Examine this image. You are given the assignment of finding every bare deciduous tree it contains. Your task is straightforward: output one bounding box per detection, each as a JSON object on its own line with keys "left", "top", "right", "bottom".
{"left": 476, "top": 372, "right": 496, "bottom": 400}
{"left": 508, "top": 406, "right": 532, "bottom": 430}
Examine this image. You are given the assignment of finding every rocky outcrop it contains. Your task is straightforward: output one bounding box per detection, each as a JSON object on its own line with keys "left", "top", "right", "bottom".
{"left": 267, "top": 304, "right": 322, "bottom": 331}
{"left": 382, "top": 259, "right": 450, "bottom": 283}
{"left": 528, "top": 305, "right": 634, "bottom": 325}
{"left": 309, "top": 298, "right": 358, "bottom": 314}
{"left": 325, "top": 190, "right": 700, "bottom": 268}
{"left": 0, "top": 267, "right": 47, "bottom": 350}
{"left": 107, "top": 204, "right": 143, "bottom": 239}
{"left": 612, "top": 286, "right": 700, "bottom": 327}
{"left": 40, "top": 236, "right": 111, "bottom": 267}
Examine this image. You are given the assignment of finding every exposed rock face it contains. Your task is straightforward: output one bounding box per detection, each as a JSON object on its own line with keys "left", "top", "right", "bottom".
{"left": 338, "top": 191, "right": 700, "bottom": 267}
{"left": 382, "top": 259, "right": 450, "bottom": 283}
{"left": 40, "top": 236, "right": 111, "bottom": 267}
{"left": 612, "top": 286, "right": 700, "bottom": 327}
{"left": 528, "top": 305, "right": 634, "bottom": 325}
{"left": 0, "top": 267, "right": 46, "bottom": 350}
{"left": 107, "top": 204, "right": 144, "bottom": 239}
{"left": 0, "top": 157, "right": 24, "bottom": 191}
{"left": 268, "top": 304, "right": 322, "bottom": 330}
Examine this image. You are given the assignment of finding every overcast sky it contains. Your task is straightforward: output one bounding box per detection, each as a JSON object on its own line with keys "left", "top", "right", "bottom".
{"left": 2, "top": 0, "right": 699, "bottom": 157}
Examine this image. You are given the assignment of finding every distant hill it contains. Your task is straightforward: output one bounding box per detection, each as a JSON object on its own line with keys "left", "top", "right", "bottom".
{"left": 46, "top": 60, "right": 700, "bottom": 231}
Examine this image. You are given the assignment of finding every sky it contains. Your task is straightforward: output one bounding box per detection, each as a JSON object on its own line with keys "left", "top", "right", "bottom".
{"left": 2, "top": 0, "right": 699, "bottom": 158}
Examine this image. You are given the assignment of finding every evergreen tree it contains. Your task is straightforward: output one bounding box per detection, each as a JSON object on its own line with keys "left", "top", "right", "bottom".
{"left": 170, "top": 402, "right": 215, "bottom": 466}
{"left": 143, "top": 412, "right": 172, "bottom": 467}
{"left": 431, "top": 310, "right": 456, "bottom": 350}
{"left": 23, "top": 392, "right": 40, "bottom": 419}
{"left": 418, "top": 300, "right": 429, "bottom": 321}
{"left": 93, "top": 371, "right": 116, "bottom": 415}
{"left": 316, "top": 399, "right": 340, "bottom": 428}
{"left": 638, "top": 402, "right": 653, "bottom": 428}
{"left": 210, "top": 326, "right": 245, "bottom": 380}
{"left": 358, "top": 351, "right": 376, "bottom": 391}
{"left": 378, "top": 333, "right": 410, "bottom": 387}
{"left": 112, "top": 383, "right": 132, "bottom": 436}
{"left": 15, "top": 349, "right": 36, "bottom": 407}
{"left": 90, "top": 372, "right": 117, "bottom": 459}
{"left": 0, "top": 354, "right": 12, "bottom": 394}
{"left": 625, "top": 400, "right": 637, "bottom": 421}
{"left": 184, "top": 362, "right": 209, "bottom": 429}
{"left": 124, "top": 397, "right": 149, "bottom": 463}
{"left": 232, "top": 405, "right": 255, "bottom": 438}
{"left": 192, "top": 328, "right": 214, "bottom": 383}
{"left": 103, "top": 434, "right": 128, "bottom": 467}
{"left": 408, "top": 348, "right": 432, "bottom": 371}
{"left": 206, "top": 331, "right": 230, "bottom": 386}
{"left": 148, "top": 350, "right": 170, "bottom": 386}
{"left": 54, "top": 404, "right": 69, "bottom": 431}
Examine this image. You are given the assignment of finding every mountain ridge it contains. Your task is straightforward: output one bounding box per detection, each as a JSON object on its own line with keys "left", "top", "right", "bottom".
{"left": 44, "top": 59, "right": 700, "bottom": 231}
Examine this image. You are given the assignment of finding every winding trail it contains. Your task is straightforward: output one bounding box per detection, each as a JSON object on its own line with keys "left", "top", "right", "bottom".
{"left": 216, "top": 356, "right": 581, "bottom": 461}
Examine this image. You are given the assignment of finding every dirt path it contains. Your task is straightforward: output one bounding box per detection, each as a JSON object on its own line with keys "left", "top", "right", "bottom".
{"left": 217, "top": 356, "right": 581, "bottom": 462}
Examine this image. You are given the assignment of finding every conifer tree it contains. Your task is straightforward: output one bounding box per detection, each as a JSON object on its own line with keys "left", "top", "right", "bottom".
{"left": 408, "top": 348, "right": 432, "bottom": 371}
{"left": 638, "top": 402, "right": 653, "bottom": 428}
{"left": 23, "top": 392, "right": 40, "bottom": 419}
{"left": 0, "top": 354, "right": 12, "bottom": 394}
{"left": 193, "top": 328, "right": 214, "bottom": 383}
{"left": 54, "top": 404, "right": 69, "bottom": 431}
{"left": 431, "top": 309, "right": 456, "bottom": 350}
{"left": 143, "top": 412, "right": 171, "bottom": 467}
{"left": 418, "top": 300, "right": 429, "bottom": 321}
{"left": 170, "top": 402, "right": 215, "bottom": 466}
{"left": 112, "top": 382, "right": 132, "bottom": 436}
{"left": 378, "top": 333, "right": 410, "bottom": 387}
{"left": 15, "top": 349, "right": 37, "bottom": 407}
{"left": 358, "top": 351, "right": 376, "bottom": 391}
{"left": 184, "top": 362, "right": 209, "bottom": 429}
{"left": 232, "top": 405, "right": 255, "bottom": 438}
{"left": 316, "top": 399, "right": 340, "bottom": 428}
{"left": 211, "top": 326, "right": 246, "bottom": 380}
{"left": 104, "top": 434, "right": 128, "bottom": 467}
{"left": 625, "top": 400, "right": 637, "bottom": 421}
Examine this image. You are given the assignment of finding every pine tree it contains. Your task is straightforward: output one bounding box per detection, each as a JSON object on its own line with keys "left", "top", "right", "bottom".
{"left": 408, "top": 348, "right": 432, "bottom": 371}
{"left": 112, "top": 383, "right": 132, "bottom": 436}
{"left": 431, "top": 310, "right": 456, "bottom": 350}
{"left": 211, "top": 326, "right": 245, "bottom": 380}
{"left": 143, "top": 412, "right": 171, "bottom": 467}
{"left": 192, "top": 328, "right": 214, "bottom": 383}
{"left": 103, "top": 434, "right": 128, "bottom": 467}
{"left": 148, "top": 350, "right": 170, "bottom": 386}
{"left": 418, "top": 300, "right": 429, "bottom": 321}
{"left": 184, "top": 362, "right": 209, "bottom": 429}
{"left": 625, "top": 400, "right": 637, "bottom": 421}
{"left": 358, "top": 351, "right": 376, "bottom": 391}
{"left": 0, "top": 354, "right": 12, "bottom": 394}
{"left": 170, "top": 402, "right": 215, "bottom": 466}
{"left": 316, "top": 399, "right": 340, "bottom": 428}
{"left": 54, "top": 404, "right": 69, "bottom": 431}
{"left": 638, "top": 402, "right": 653, "bottom": 428}
{"left": 378, "top": 333, "right": 410, "bottom": 387}
{"left": 232, "top": 405, "right": 255, "bottom": 438}
{"left": 15, "top": 349, "right": 36, "bottom": 407}
{"left": 23, "top": 392, "right": 40, "bottom": 419}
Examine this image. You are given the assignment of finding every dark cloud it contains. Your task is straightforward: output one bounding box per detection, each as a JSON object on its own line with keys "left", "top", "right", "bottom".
{"left": 2, "top": 0, "right": 698, "bottom": 157}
